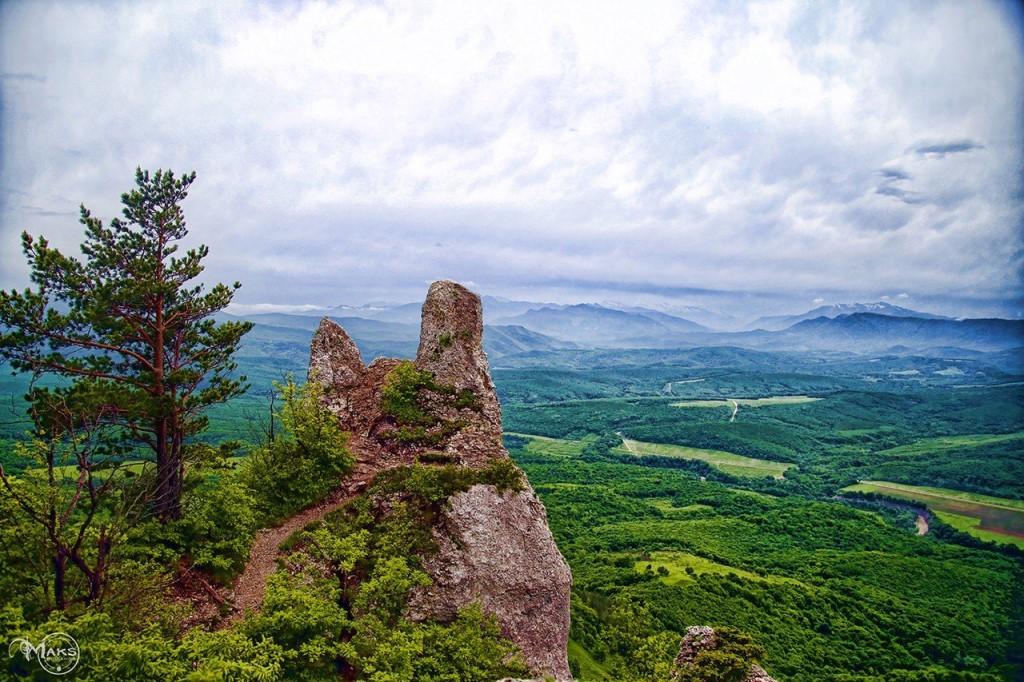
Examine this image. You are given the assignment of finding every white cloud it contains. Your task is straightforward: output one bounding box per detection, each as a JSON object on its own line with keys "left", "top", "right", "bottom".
{"left": 0, "top": 0, "right": 1021, "bottom": 317}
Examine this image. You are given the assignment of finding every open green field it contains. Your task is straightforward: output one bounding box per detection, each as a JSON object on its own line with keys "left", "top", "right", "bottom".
{"left": 671, "top": 395, "right": 822, "bottom": 408}
{"left": 843, "top": 480, "right": 1024, "bottom": 548}
{"left": 503, "top": 431, "right": 591, "bottom": 458}
{"left": 933, "top": 511, "right": 1024, "bottom": 549}
{"left": 617, "top": 437, "right": 794, "bottom": 479}
{"left": 634, "top": 550, "right": 800, "bottom": 587}
{"left": 647, "top": 499, "right": 714, "bottom": 514}
{"left": 880, "top": 431, "right": 1024, "bottom": 457}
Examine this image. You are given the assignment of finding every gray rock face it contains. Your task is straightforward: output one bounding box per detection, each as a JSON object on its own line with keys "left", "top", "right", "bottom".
{"left": 308, "top": 280, "right": 573, "bottom": 681}
{"left": 407, "top": 484, "right": 572, "bottom": 681}
{"left": 309, "top": 317, "right": 365, "bottom": 418}
{"left": 416, "top": 280, "right": 503, "bottom": 438}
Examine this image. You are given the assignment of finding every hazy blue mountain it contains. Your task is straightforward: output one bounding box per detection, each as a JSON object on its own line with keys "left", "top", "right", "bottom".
{"left": 778, "top": 313, "right": 1024, "bottom": 353}
{"left": 746, "top": 302, "right": 951, "bottom": 331}
{"left": 319, "top": 295, "right": 558, "bottom": 325}
{"left": 608, "top": 303, "right": 740, "bottom": 331}
{"left": 484, "top": 325, "right": 578, "bottom": 358}
{"left": 482, "top": 296, "right": 559, "bottom": 321}
{"left": 226, "top": 312, "right": 416, "bottom": 336}
{"left": 496, "top": 303, "right": 708, "bottom": 347}
{"left": 224, "top": 308, "right": 1021, "bottom": 359}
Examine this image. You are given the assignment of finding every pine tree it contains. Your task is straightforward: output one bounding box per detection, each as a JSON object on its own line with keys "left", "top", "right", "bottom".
{"left": 0, "top": 168, "right": 252, "bottom": 520}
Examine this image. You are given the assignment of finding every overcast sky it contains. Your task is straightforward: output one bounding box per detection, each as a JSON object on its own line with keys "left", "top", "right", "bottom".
{"left": 1, "top": 0, "right": 1022, "bottom": 319}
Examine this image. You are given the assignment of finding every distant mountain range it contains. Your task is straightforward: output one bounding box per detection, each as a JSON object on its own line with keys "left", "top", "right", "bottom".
{"left": 775, "top": 313, "right": 1023, "bottom": 353}
{"left": 495, "top": 303, "right": 708, "bottom": 347}
{"left": 745, "top": 302, "right": 950, "bottom": 331}
{"left": 224, "top": 299, "right": 1022, "bottom": 361}
{"left": 220, "top": 312, "right": 576, "bottom": 363}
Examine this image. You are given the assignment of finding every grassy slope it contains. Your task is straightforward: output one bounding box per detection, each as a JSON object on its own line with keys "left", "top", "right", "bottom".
{"left": 634, "top": 550, "right": 802, "bottom": 586}
{"left": 616, "top": 438, "right": 795, "bottom": 479}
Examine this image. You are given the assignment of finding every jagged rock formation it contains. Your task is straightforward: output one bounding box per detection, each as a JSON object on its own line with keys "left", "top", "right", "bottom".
{"left": 670, "top": 626, "right": 775, "bottom": 682}
{"left": 308, "top": 280, "right": 573, "bottom": 681}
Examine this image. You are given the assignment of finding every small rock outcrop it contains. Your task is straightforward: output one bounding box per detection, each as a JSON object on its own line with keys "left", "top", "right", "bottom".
{"left": 308, "top": 280, "right": 573, "bottom": 681}
{"left": 308, "top": 318, "right": 364, "bottom": 417}
{"left": 670, "top": 626, "right": 775, "bottom": 682}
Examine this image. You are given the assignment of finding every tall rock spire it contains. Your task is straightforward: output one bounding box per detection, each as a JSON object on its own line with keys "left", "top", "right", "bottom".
{"left": 415, "top": 280, "right": 502, "bottom": 436}
{"left": 308, "top": 281, "right": 572, "bottom": 681}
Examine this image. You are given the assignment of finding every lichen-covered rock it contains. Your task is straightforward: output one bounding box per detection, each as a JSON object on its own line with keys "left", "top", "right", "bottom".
{"left": 308, "top": 280, "right": 573, "bottom": 681}
{"left": 670, "top": 626, "right": 775, "bottom": 682}
{"left": 672, "top": 625, "right": 718, "bottom": 669}
{"left": 407, "top": 484, "right": 572, "bottom": 681}
{"left": 309, "top": 317, "right": 365, "bottom": 418}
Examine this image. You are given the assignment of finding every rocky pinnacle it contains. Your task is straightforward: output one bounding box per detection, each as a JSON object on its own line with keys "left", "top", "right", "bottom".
{"left": 308, "top": 280, "right": 573, "bottom": 681}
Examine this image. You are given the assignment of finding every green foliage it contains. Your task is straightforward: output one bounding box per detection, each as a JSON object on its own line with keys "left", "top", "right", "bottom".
{"left": 0, "top": 427, "right": 147, "bottom": 612}
{"left": 125, "top": 470, "right": 260, "bottom": 583}
{"left": 243, "top": 379, "right": 352, "bottom": 523}
{"left": 381, "top": 362, "right": 439, "bottom": 426}
{"left": 1, "top": 607, "right": 284, "bottom": 681}
{"left": 242, "top": 459, "right": 531, "bottom": 680}
{"left": 369, "top": 458, "right": 525, "bottom": 503}
{"left": 407, "top": 603, "right": 530, "bottom": 681}
{"left": 352, "top": 556, "right": 431, "bottom": 626}
{"left": 505, "top": 382, "right": 1024, "bottom": 500}
{"left": 0, "top": 489, "right": 49, "bottom": 615}
{"left": 242, "top": 567, "right": 352, "bottom": 680}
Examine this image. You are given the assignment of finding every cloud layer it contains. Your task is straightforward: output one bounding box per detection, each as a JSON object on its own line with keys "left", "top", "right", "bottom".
{"left": 1, "top": 0, "right": 1022, "bottom": 317}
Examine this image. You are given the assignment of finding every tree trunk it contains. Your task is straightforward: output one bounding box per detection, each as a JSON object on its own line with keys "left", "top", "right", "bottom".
{"left": 89, "top": 533, "right": 112, "bottom": 604}
{"left": 154, "top": 418, "right": 181, "bottom": 520}
{"left": 53, "top": 549, "right": 66, "bottom": 611}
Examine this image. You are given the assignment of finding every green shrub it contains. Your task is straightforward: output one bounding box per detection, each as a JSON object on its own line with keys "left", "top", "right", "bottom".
{"left": 1, "top": 607, "right": 284, "bottom": 681}
{"left": 243, "top": 379, "right": 353, "bottom": 523}
{"left": 123, "top": 468, "right": 260, "bottom": 585}
{"left": 242, "top": 568, "right": 352, "bottom": 681}
{"left": 418, "top": 451, "right": 455, "bottom": 464}
{"left": 381, "top": 362, "right": 438, "bottom": 427}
